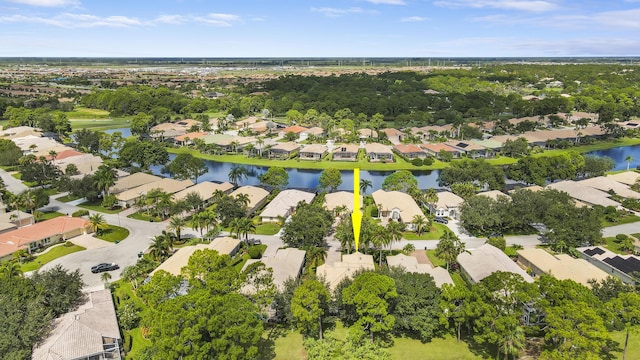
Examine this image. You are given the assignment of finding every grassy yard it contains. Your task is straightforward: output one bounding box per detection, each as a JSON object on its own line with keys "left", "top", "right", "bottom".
{"left": 112, "top": 281, "right": 151, "bottom": 358}
{"left": 78, "top": 202, "right": 125, "bottom": 214}
{"left": 96, "top": 225, "right": 130, "bottom": 243}
{"left": 426, "top": 249, "right": 447, "bottom": 268}
{"left": 66, "top": 107, "right": 133, "bottom": 131}
{"left": 255, "top": 222, "right": 280, "bottom": 235}
{"left": 450, "top": 272, "right": 467, "bottom": 287}
{"left": 402, "top": 223, "right": 449, "bottom": 240}
{"left": 611, "top": 330, "right": 640, "bottom": 360}
{"left": 20, "top": 243, "right": 86, "bottom": 272}
{"left": 37, "top": 211, "right": 65, "bottom": 222}
{"left": 602, "top": 215, "right": 640, "bottom": 228}
{"left": 128, "top": 211, "right": 162, "bottom": 222}
{"left": 602, "top": 237, "right": 633, "bottom": 255}
{"left": 56, "top": 194, "right": 82, "bottom": 203}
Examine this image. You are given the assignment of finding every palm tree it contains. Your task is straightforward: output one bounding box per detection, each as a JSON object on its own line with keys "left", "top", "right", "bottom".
{"left": 386, "top": 220, "right": 405, "bottom": 251}
{"left": 411, "top": 215, "right": 428, "bottom": 236}
{"left": 625, "top": 155, "right": 634, "bottom": 171}
{"left": 228, "top": 165, "right": 248, "bottom": 186}
{"left": 1, "top": 261, "right": 23, "bottom": 280}
{"left": 501, "top": 325, "right": 525, "bottom": 360}
{"left": 435, "top": 230, "right": 465, "bottom": 271}
{"left": 359, "top": 179, "right": 372, "bottom": 196}
{"left": 100, "top": 271, "right": 112, "bottom": 286}
{"left": 93, "top": 165, "right": 117, "bottom": 197}
{"left": 244, "top": 143, "right": 255, "bottom": 158}
{"left": 20, "top": 191, "right": 37, "bottom": 214}
{"left": 149, "top": 235, "right": 171, "bottom": 261}
{"left": 236, "top": 217, "right": 256, "bottom": 244}
{"left": 304, "top": 246, "right": 327, "bottom": 271}
{"left": 230, "top": 217, "right": 243, "bottom": 240}
{"left": 8, "top": 193, "right": 23, "bottom": 225}
{"left": 372, "top": 224, "right": 391, "bottom": 266}
{"left": 168, "top": 216, "right": 187, "bottom": 243}
{"left": 402, "top": 243, "right": 415, "bottom": 255}
{"left": 88, "top": 213, "right": 107, "bottom": 235}
{"left": 157, "top": 230, "right": 178, "bottom": 251}
{"left": 256, "top": 137, "right": 265, "bottom": 157}
{"left": 235, "top": 193, "right": 251, "bottom": 208}
{"left": 184, "top": 192, "right": 204, "bottom": 212}
{"left": 335, "top": 217, "right": 355, "bottom": 254}
{"left": 423, "top": 188, "right": 438, "bottom": 213}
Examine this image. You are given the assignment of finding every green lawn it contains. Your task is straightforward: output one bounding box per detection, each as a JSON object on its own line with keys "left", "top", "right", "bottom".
{"left": 128, "top": 211, "right": 162, "bottom": 222}
{"left": 112, "top": 281, "right": 151, "bottom": 358}
{"left": 20, "top": 243, "right": 86, "bottom": 272}
{"left": 56, "top": 194, "right": 81, "bottom": 203}
{"left": 402, "top": 223, "right": 449, "bottom": 240}
{"left": 611, "top": 330, "right": 640, "bottom": 360}
{"left": 96, "top": 225, "right": 130, "bottom": 243}
{"left": 602, "top": 215, "right": 640, "bottom": 228}
{"left": 426, "top": 249, "right": 446, "bottom": 268}
{"left": 66, "top": 107, "right": 133, "bottom": 131}
{"left": 632, "top": 233, "right": 640, "bottom": 239}
{"left": 602, "top": 237, "right": 633, "bottom": 255}
{"left": 78, "top": 202, "right": 125, "bottom": 214}
{"left": 264, "top": 329, "right": 306, "bottom": 360}
{"left": 37, "top": 211, "right": 65, "bottom": 222}
{"left": 255, "top": 222, "right": 280, "bottom": 235}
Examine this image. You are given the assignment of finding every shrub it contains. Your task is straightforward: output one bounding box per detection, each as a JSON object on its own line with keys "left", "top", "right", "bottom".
{"left": 248, "top": 246, "right": 262, "bottom": 259}
{"left": 123, "top": 333, "right": 133, "bottom": 353}
{"left": 64, "top": 241, "right": 73, "bottom": 247}
{"left": 423, "top": 157, "right": 434, "bottom": 166}
{"left": 72, "top": 209, "right": 89, "bottom": 217}
{"left": 616, "top": 234, "right": 629, "bottom": 242}
{"left": 411, "top": 158, "right": 423, "bottom": 166}
{"left": 370, "top": 207, "right": 379, "bottom": 218}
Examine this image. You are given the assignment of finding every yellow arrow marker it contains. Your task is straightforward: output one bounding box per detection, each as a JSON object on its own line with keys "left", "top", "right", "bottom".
{"left": 352, "top": 168, "right": 362, "bottom": 252}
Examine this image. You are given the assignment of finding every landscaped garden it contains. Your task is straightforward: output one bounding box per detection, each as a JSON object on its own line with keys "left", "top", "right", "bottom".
{"left": 95, "top": 225, "right": 130, "bottom": 243}
{"left": 20, "top": 242, "right": 86, "bottom": 272}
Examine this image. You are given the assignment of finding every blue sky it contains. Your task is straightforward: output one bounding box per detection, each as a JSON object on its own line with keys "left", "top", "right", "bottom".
{"left": 1, "top": 0, "right": 639, "bottom": 57}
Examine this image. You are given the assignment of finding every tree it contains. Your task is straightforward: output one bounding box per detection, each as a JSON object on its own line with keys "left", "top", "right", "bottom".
{"left": 625, "top": 155, "right": 634, "bottom": 171}
{"left": 0, "top": 139, "right": 23, "bottom": 166}
{"left": 608, "top": 292, "right": 640, "bottom": 360}
{"left": 282, "top": 203, "right": 333, "bottom": 248}
{"left": 381, "top": 170, "right": 418, "bottom": 193}
{"left": 360, "top": 179, "right": 373, "bottom": 195}
{"left": 259, "top": 166, "right": 289, "bottom": 190}
{"left": 304, "top": 246, "right": 328, "bottom": 271}
{"left": 149, "top": 235, "right": 171, "bottom": 261}
{"left": 435, "top": 230, "right": 465, "bottom": 270}
{"left": 165, "top": 153, "right": 207, "bottom": 183}
{"left": 440, "top": 283, "right": 471, "bottom": 342}
{"left": 167, "top": 215, "right": 187, "bottom": 242}
{"left": 118, "top": 139, "right": 169, "bottom": 171}
{"left": 411, "top": 214, "right": 428, "bottom": 236}
{"left": 93, "top": 164, "right": 117, "bottom": 197}
{"left": 386, "top": 220, "right": 405, "bottom": 251}
{"left": 100, "top": 271, "right": 112, "bottom": 285}
{"left": 450, "top": 182, "right": 476, "bottom": 200}
{"left": 228, "top": 165, "right": 249, "bottom": 186}
{"left": 318, "top": 168, "right": 343, "bottom": 192}
{"left": 88, "top": 213, "right": 107, "bottom": 235}
{"left": 230, "top": 216, "right": 256, "bottom": 244}
{"left": 501, "top": 137, "right": 530, "bottom": 158}
{"left": 342, "top": 272, "right": 397, "bottom": 343}
{"left": 292, "top": 279, "right": 331, "bottom": 339}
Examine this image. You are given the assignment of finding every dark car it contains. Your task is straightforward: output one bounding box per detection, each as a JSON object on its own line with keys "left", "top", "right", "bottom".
{"left": 434, "top": 217, "right": 448, "bottom": 224}
{"left": 91, "top": 263, "right": 119, "bottom": 273}
{"left": 248, "top": 238, "right": 262, "bottom": 245}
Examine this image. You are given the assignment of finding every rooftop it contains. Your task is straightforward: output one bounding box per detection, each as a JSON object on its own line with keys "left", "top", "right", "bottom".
{"left": 386, "top": 254, "right": 453, "bottom": 287}
{"left": 546, "top": 180, "right": 621, "bottom": 207}
{"left": 577, "top": 176, "right": 640, "bottom": 199}
{"left": 173, "top": 181, "right": 234, "bottom": 202}
{"left": 517, "top": 248, "right": 610, "bottom": 287}
{"left": 152, "top": 237, "right": 241, "bottom": 276}
{"left": 371, "top": 189, "right": 423, "bottom": 223}
{"left": 457, "top": 244, "right": 533, "bottom": 284}
{"left": 324, "top": 191, "right": 363, "bottom": 213}
{"left": 230, "top": 186, "right": 270, "bottom": 211}
{"left": 434, "top": 191, "right": 464, "bottom": 209}
{"left": 260, "top": 189, "right": 315, "bottom": 219}
{"left": 116, "top": 178, "right": 194, "bottom": 202}
{"left": 243, "top": 248, "right": 306, "bottom": 291}
{"left": 110, "top": 172, "right": 162, "bottom": 194}
{"left": 317, "top": 252, "right": 375, "bottom": 291}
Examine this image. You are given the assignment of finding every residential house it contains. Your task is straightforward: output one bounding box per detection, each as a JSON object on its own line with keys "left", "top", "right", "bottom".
{"left": 303, "top": 127, "right": 325, "bottom": 138}
{"left": 420, "top": 143, "right": 462, "bottom": 159}
{"left": 0, "top": 126, "right": 42, "bottom": 139}
{"left": 445, "top": 140, "right": 491, "bottom": 158}
{"left": 324, "top": 191, "right": 363, "bottom": 215}
{"left": 152, "top": 237, "right": 241, "bottom": 276}
{"left": 0, "top": 208, "right": 34, "bottom": 233}
{"left": 110, "top": 172, "right": 162, "bottom": 194}
{"left": 299, "top": 144, "right": 328, "bottom": 160}
{"left": 476, "top": 190, "right": 511, "bottom": 202}
{"left": 150, "top": 119, "right": 199, "bottom": 139}
{"left": 379, "top": 128, "right": 403, "bottom": 144}
{"left": 0, "top": 216, "right": 91, "bottom": 260}
{"left": 457, "top": 244, "right": 533, "bottom": 284}
{"left": 269, "top": 142, "right": 300, "bottom": 159}
{"left": 470, "top": 139, "right": 502, "bottom": 155}
{"left": 174, "top": 132, "right": 208, "bottom": 146}
{"left": 32, "top": 289, "right": 122, "bottom": 360}
{"left": 606, "top": 171, "right": 640, "bottom": 186}
{"left": 577, "top": 176, "right": 640, "bottom": 200}
{"left": 173, "top": 181, "right": 234, "bottom": 206}
{"left": 12, "top": 135, "right": 61, "bottom": 155}
{"left": 517, "top": 248, "right": 610, "bottom": 287}
{"left": 430, "top": 191, "right": 464, "bottom": 219}
{"left": 364, "top": 143, "right": 394, "bottom": 162}
{"left": 116, "top": 178, "right": 194, "bottom": 207}
{"left": 243, "top": 248, "right": 306, "bottom": 291}
{"left": 260, "top": 189, "right": 315, "bottom": 223}
{"left": 386, "top": 254, "right": 454, "bottom": 288}
{"left": 230, "top": 186, "right": 270, "bottom": 214}
{"left": 372, "top": 189, "right": 423, "bottom": 229}
{"left": 358, "top": 128, "right": 377, "bottom": 140}
{"left": 279, "top": 125, "right": 308, "bottom": 138}
{"left": 393, "top": 144, "right": 426, "bottom": 159}
{"left": 546, "top": 180, "right": 621, "bottom": 208}
{"left": 332, "top": 144, "right": 360, "bottom": 161}
{"left": 578, "top": 246, "right": 640, "bottom": 285}
{"left": 53, "top": 153, "right": 104, "bottom": 176}
{"left": 317, "top": 252, "right": 375, "bottom": 291}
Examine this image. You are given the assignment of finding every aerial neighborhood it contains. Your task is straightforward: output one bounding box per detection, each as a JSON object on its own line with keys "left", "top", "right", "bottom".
{"left": 1, "top": 61, "right": 640, "bottom": 360}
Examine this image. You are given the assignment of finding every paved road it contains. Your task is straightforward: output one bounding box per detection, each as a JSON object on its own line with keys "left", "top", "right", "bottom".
{"left": 602, "top": 222, "right": 640, "bottom": 237}
{"left": 39, "top": 198, "right": 166, "bottom": 290}
{"left": 0, "top": 168, "right": 28, "bottom": 194}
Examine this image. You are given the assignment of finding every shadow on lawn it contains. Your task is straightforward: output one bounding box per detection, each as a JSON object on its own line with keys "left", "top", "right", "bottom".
{"left": 257, "top": 326, "right": 287, "bottom": 360}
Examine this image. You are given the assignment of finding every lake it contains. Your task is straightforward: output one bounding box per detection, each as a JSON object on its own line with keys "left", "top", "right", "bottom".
{"left": 151, "top": 154, "right": 441, "bottom": 191}
{"left": 104, "top": 127, "right": 132, "bottom": 138}
{"left": 587, "top": 144, "right": 640, "bottom": 171}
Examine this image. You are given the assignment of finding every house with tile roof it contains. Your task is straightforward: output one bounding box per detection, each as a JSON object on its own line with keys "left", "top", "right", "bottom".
{"left": 458, "top": 244, "right": 533, "bottom": 284}
{"left": 364, "top": 143, "right": 394, "bottom": 162}
{"left": 393, "top": 144, "right": 427, "bottom": 159}
{"left": 173, "top": 181, "right": 234, "bottom": 205}
{"left": 317, "top": 252, "right": 375, "bottom": 291}
{"left": 243, "top": 248, "right": 306, "bottom": 291}
{"left": 116, "top": 178, "right": 194, "bottom": 207}
{"left": 299, "top": 144, "right": 328, "bottom": 160}
{"left": 386, "top": 254, "right": 454, "bottom": 288}
{"left": 230, "top": 186, "right": 271, "bottom": 214}
{"left": 420, "top": 143, "right": 462, "bottom": 159}
{"left": 429, "top": 191, "right": 464, "bottom": 219}
{"left": 372, "top": 189, "right": 423, "bottom": 229}
{"left": 269, "top": 142, "right": 300, "bottom": 159}
{"left": 260, "top": 189, "right": 315, "bottom": 223}
{"left": 332, "top": 144, "right": 360, "bottom": 161}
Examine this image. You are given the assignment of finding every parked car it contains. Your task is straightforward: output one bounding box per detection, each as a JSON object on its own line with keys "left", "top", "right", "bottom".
{"left": 91, "top": 263, "right": 119, "bottom": 273}
{"left": 247, "top": 238, "right": 262, "bottom": 245}
{"left": 434, "top": 217, "right": 448, "bottom": 224}
{"left": 488, "top": 232, "right": 503, "bottom": 238}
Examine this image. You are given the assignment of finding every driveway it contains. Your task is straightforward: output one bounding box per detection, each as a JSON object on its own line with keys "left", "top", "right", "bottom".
{"left": 602, "top": 221, "right": 640, "bottom": 237}
{"left": 0, "top": 168, "right": 28, "bottom": 194}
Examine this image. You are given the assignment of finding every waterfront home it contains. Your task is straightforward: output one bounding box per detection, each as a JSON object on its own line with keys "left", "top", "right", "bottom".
{"left": 470, "top": 138, "right": 502, "bottom": 154}
{"left": 517, "top": 248, "right": 610, "bottom": 287}
{"left": 152, "top": 237, "right": 241, "bottom": 276}
{"left": 317, "top": 252, "right": 375, "bottom": 291}
{"left": 393, "top": 144, "right": 427, "bottom": 159}
{"left": 116, "top": 178, "right": 194, "bottom": 207}
{"left": 173, "top": 181, "right": 234, "bottom": 206}
{"left": 269, "top": 142, "right": 300, "bottom": 159}
{"left": 32, "top": 289, "right": 122, "bottom": 360}
{"left": 260, "top": 189, "right": 315, "bottom": 223}
{"left": 332, "top": 144, "right": 360, "bottom": 161}
{"left": 420, "top": 143, "right": 462, "bottom": 159}
{"left": 429, "top": 191, "right": 464, "bottom": 219}
{"left": 457, "top": 244, "right": 533, "bottom": 284}
{"left": 606, "top": 171, "right": 640, "bottom": 186}
{"left": 243, "top": 248, "right": 306, "bottom": 291}
{"left": 386, "top": 254, "right": 453, "bottom": 288}
{"left": 53, "top": 153, "right": 104, "bottom": 177}
{"left": 445, "top": 140, "right": 491, "bottom": 158}
{"left": 150, "top": 119, "right": 198, "bottom": 139}
{"left": 546, "top": 180, "right": 621, "bottom": 208}
{"left": 230, "top": 186, "right": 270, "bottom": 214}
{"left": 0, "top": 216, "right": 91, "bottom": 260}
{"left": 364, "top": 143, "right": 394, "bottom": 162}
{"left": 110, "top": 172, "right": 162, "bottom": 194}
{"left": 175, "top": 131, "right": 208, "bottom": 146}
{"left": 324, "top": 191, "right": 363, "bottom": 215}
{"left": 299, "top": 144, "right": 328, "bottom": 160}
{"left": 371, "top": 189, "right": 423, "bottom": 229}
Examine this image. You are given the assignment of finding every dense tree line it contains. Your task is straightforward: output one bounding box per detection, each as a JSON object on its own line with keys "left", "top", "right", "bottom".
{"left": 507, "top": 153, "right": 614, "bottom": 186}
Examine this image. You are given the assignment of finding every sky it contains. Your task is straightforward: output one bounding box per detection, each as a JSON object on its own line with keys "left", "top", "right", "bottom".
{"left": 0, "top": 0, "right": 639, "bottom": 57}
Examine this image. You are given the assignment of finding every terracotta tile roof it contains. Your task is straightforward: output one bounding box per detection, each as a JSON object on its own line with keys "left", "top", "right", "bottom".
{"left": 420, "top": 143, "right": 460, "bottom": 153}
{"left": 281, "top": 125, "right": 309, "bottom": 134}
{"left": 44, "top": 149, "right": 83, "bottom": 161}
{"left": 393, "top": 144, "right": 424, "bottom": 154}
{"left": 0, "top": 217, "right": 89, "bottom": 257}
{"left": 175, "top": 132, "right": 208, "bottom": 142}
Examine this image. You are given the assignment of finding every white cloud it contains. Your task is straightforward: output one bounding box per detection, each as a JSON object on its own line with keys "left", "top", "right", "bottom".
{"left": 311, "top": 7, "right": 365, "bottom": 17}
{"left": 193, "top": 13, "right": 241, "bottom": 26}
{"left": 472, "top": 8, "right": 640, "bottom": 30}
{"left": 366, "top": 0, "right": 406, "bottom": 5}
{"left": 401, "top": 16, "right": 428, "bottom": 22}
{"left": 5, "top": 0, "right": 78, "bottom": 7}
{"left": 433, "top": 0, "right": 558, "bottom": 12}
{"left": 153, "top": 15, "right": 187, "bottom": 25}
